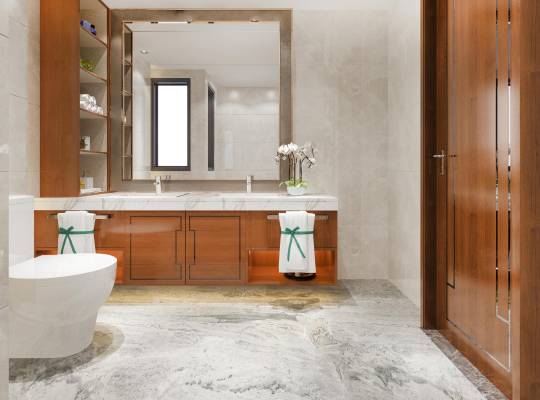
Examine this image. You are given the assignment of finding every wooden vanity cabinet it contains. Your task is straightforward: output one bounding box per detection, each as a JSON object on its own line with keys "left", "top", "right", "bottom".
{"left": 34, "top": 210, "right": 337, "bottom": 286}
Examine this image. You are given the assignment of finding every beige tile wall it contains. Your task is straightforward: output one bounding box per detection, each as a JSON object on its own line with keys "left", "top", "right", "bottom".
{"left": 293, "top": 10, "right": 390, "bottom": 279}
{"left": 387, "top": 0, "right": 421, "bottom": 306}
{"left": 7, "top": 0, "right": 40, "bottom": 197}
{"left": 1, "top": 1, "right": 40, "bottom": 396}
{"left": 7, "top": 2, "right": 421, "bottom": 287}
{"left": 0, "top": 3, "right": 9, "bottom": 397}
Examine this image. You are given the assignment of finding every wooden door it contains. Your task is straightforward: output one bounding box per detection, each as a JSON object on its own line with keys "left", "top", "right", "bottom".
{"left": 186, "top": 214, "right": 243, "bottom": 283}
{"left": 130, "top": 216, "right": 185, "bottom": 281}
{"left": 442, "top": 0, "right": 511, "bottom": 391}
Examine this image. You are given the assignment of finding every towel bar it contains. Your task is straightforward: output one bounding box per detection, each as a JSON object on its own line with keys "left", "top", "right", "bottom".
{"left": 47, "top": 213, "right": 111, "bottom": 220}
{"left": 266, "top": 214, "right": 328, "bottom": 221}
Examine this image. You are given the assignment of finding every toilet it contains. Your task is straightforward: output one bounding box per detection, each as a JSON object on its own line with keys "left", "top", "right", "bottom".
{"left": 8, "top": 196, "right": 117, "bottom": 358}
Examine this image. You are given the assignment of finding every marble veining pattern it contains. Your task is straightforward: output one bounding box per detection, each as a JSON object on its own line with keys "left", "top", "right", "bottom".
{"left": 10, "top": 281, "right": 505, "bottom": 399}
{"left": 33, "top": 192, "right": 339, "bottom": 212}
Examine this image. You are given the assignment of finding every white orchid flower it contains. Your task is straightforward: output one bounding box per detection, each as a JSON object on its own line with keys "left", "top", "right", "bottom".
{"left": 288, "top": 143, "right": 299, "bottom": 153}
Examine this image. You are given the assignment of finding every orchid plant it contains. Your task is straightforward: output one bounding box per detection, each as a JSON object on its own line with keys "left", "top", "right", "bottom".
{"left": 275, "top": 142, "right": 317, "bottom": 188}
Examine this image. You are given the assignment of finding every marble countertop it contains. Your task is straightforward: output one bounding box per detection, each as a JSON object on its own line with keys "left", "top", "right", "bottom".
{"left": 33, "top": 192, "right": 338, "bottom": 211}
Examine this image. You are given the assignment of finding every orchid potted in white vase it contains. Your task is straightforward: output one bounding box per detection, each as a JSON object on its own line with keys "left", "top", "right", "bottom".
{"left": 275, "top": 142, "right": 317, "bottom": 196}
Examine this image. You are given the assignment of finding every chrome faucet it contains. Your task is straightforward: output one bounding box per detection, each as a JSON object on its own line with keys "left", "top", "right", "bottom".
{"left": 246, "top": 175, "right": 252, "bottom": 193}
{"left": 154, "top": 176, "right": 162, "bottom": 195}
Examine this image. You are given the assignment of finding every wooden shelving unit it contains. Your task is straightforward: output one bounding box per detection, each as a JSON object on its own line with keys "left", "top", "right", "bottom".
{"left": 80, "top": 108, "right": 107, "bottom": 119}
{"left": 80, "top": 67, "right": 107, "bottom": 83}
{"left": 40, "top": 0, "right": 111, "bottom": 197}
{"left": 79, "top": 0, "right": 110, "bottom": 195}
{"left": 80, "top": 150, "right": 108, "bottom": 156}
{"left": 121, "top": 24, "right": 133, "bottom": 181}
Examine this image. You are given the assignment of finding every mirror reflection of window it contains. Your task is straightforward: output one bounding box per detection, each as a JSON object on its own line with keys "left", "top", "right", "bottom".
{"left": 151, "top": 78, "right": 190, "bottom": 170}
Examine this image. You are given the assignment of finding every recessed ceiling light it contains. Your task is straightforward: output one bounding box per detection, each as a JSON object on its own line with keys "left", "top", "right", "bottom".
{"left": 140, "top": 49, "right": 149, "bottom": 55}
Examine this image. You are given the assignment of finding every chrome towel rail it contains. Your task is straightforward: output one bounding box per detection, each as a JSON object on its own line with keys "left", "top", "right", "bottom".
{"left": 47, "top": 213, "right": 111, "bottom": 220}
{"left": 266, "top": 214, "right": 328, "bottom": 221}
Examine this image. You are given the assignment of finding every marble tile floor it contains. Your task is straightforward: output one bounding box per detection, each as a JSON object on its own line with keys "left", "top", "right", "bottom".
{"left": 9, "top": 280, "right": 507, "bottom": 400}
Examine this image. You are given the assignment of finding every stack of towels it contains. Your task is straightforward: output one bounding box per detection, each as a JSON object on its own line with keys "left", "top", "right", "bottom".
{"left": 57, "top": 211, "right": 96, "bottom": 254}
{"left": 80, "top": 94, "right": 105, "bottom": 115}
{"left": 278, "top": 211, "right": 316, "bottom": 274}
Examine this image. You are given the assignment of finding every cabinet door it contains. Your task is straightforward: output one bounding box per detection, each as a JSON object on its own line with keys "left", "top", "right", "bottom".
{"left": 130, "top": 216, "right": 184, "bottom": 281}
{"left": 186, "top": 215, "right": 242, "bottom": 283}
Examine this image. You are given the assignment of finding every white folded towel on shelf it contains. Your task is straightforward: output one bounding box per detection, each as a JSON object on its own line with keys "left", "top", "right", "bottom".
{"left": 278, "top": 211, "right": 316, "bottom": 273}
{"left": 57, "top": 211, "right": 96, "bottom": 254}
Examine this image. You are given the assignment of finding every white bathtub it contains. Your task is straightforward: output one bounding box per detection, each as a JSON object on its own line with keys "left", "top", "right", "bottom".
{"left": 9, "top": 253, "right": 117, "bottom": 358}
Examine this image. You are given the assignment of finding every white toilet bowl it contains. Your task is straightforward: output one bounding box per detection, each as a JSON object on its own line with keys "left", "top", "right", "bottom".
{"left": 9, "top": 253, "right": 117, "bottom": 358}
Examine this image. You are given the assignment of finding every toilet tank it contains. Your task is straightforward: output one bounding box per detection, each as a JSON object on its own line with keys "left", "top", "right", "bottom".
{"left": 9, "top": 195, "right": 34, "bottom": 266}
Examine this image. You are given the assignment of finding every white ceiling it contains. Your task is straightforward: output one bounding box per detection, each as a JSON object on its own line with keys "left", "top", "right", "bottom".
{"left": 132, "top": 22, "right": 280, "bottom": 87}
{"left": 103, "top": 0, "right": 390, "bottom": 10}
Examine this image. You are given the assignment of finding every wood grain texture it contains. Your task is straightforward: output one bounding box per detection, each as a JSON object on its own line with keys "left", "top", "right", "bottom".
{"left": 246, "top": 212, "right": 337, "bottom": 285}
{"left": 425, "top": 0, "right": 517, "bottom": 396}
{"left": 248, "top": 249, "right": 336, "bottom": 285}
{"left": 444, "top": 0, "right": 511, "bottom": 391}
{"left": 420, "top": 0, "right": 439, "bottom": 329}
{"left": 130, "top": 216, "right": 184, "bottom": 281}
{"left": 40, "top": 0, "right": 81, "bottom": 196}
{"left": 35, "top": 211, "right": 337, "bottom": 286}
{"left": 510, "top": 0, "right": 540, "bottom": 398}
{"left": 185, "top": 213, "right": 245, "bottom": 284}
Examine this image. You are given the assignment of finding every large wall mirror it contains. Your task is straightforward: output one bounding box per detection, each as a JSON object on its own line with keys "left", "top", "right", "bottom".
{"left": 111, "top": 11, "right": 292, "bottom": 182}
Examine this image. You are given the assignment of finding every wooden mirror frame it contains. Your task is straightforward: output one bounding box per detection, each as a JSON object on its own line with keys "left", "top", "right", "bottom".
{"left": 109, "top": 9, "right": 292, "bottom": 184}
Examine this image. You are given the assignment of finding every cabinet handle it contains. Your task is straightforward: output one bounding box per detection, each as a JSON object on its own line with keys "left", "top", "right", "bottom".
{"left": 266, "top": 214, "right": 328, "bottom": 221}
{"left": 186, "top": 231, "right": 195, "bottom": 264}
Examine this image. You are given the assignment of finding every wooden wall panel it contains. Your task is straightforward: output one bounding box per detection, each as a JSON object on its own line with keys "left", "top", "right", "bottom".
{"left": 511, "top": 0, "right": 540, "bottom": 398}
{"left": 40, "top": 0, "right": 80, "bottom": 196}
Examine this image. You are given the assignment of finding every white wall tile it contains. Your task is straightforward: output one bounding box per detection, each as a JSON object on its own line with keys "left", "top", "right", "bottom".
{"left": 7, "top": 0, "right": 28, "bottom": 28}
{"left": 0, "top": 36, "right": 8, "bottom": 173}
{"left": 8, "top": 18, "right": 28, "bottom": 100}
{"left": 293, "top": 10, "right": 391, "bottom": 279}
{"left": 8, "top": 95, "right": 28, "bottom": 173}
{"left": 0, "top": 173, "right": 7, "bottom": 309}
{"left": 387, "top": 0, "right": 421, "bottom": 305}
{"left": 0, "top": 306, "right": 7, "bottom": 400}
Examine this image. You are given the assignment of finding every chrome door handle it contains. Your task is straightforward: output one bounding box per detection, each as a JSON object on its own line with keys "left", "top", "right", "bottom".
{"left": 432, "top": 150, "right": 456, "bottom": 176}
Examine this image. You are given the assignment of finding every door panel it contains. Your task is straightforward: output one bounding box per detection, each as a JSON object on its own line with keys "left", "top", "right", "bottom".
{"left": 446, "top": 0, "right": 510, "bottom": 371}
{"left": 130, "top": 216, "right": 184, "bottom": 280}
{"left": 186, "top": 215, "right": 241, "bottom": 282}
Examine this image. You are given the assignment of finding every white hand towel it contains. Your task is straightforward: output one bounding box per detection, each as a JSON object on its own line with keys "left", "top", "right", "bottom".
{"left": 279, "top": 211, "right": 316, "bottom": 273}
{"left": 57, "top": 211, "right": 96, "bottom": 254}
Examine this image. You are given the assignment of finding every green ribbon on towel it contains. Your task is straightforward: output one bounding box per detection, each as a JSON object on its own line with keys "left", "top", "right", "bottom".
{"left": 281, "top": 226, "right": 314, "bottom": 262}
{"left": 58, "top": 226, "right": 94, "bottom": 254}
